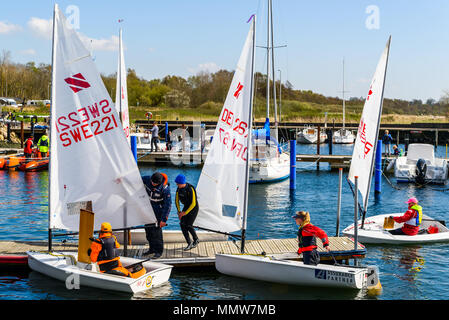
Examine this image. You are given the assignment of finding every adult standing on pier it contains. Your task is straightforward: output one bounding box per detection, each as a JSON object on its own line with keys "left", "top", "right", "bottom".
{"left": 24, "top": 135, "right": 34, "bottom": 158}
{"left": 150, "top": 122, "right": 159, "bottom": 152}
{"left": 142, "top": 172, "right": 171, "bottom": 258}
{"left": 175, "top": 174, "right": 199, "bottom": 251}
{"left": 37, "top": 132, "right": 49, "bottom": 158}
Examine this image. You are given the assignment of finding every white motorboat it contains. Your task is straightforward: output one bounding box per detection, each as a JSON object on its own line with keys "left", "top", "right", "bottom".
{"left": 131, "top": 132, "right": 166, "bottom": 152}
{"left": 215, "top": 253, "right": 378, "bottom": 290}
{"left": 342, "top": 213, "right": 449, "bottom": 244}
{"left": 28, "top": 251, "right": 172, "bottom": 294}
{"left": 28, "top": 5, "right": 173, "bottom": 294}
{"left": 297, "top": 126, "right": 327, "bottom": 144}
{"left": 333, "top": 128, "right": 355, "bottom": 144}
{"left": 393, "top": 143, "right": 448, "bottom": 184}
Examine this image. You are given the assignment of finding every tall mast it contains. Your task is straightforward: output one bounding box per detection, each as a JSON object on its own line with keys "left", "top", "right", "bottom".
{"left": 342, "top": 58, "right": 345, "bottom": 131}
{"left": 241, "top": 15, "right": 256, "bottom": 254}
{"left": 270, "top": 0, "right": 278, "bottom": 143}
{"left": 265, "top": 2, "right": 270, "bottom": 121}
{"left": 48, "top": 3, "right": 58, "bottom": 251}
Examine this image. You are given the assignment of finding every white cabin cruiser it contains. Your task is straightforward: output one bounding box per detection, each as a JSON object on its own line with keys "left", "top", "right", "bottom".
{"left": 393, "top": 143, "right": 448, "bottom": 184}
{"left": 249, "top": 140, "right": 290, "bottom": 183}
{"left": 333, "top": 128, "right": 355, "bottom": 144}
{"left": 132, "top": 132, "right": 166, "bottom": 152}
{"left": 297, "top": 126, "right": 327, "bottom": 144}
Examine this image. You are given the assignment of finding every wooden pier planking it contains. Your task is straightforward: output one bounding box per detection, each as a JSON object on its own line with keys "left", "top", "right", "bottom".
{"left": 0, "top": 237, "right": 365, "bottom": 268}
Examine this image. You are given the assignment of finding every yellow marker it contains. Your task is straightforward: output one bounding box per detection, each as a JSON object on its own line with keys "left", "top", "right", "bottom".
{"left": 367, "top": 280, "right": 383, "bottom": 296}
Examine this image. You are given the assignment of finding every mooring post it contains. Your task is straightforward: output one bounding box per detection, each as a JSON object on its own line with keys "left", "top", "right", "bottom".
{"left": 328, "top": 128, "right": 333, "bottom": 155}
{"left": 316, "top": 125, "right": 320, "bottom": 171}
{"left": 336, "top": 167, "right": 343, "bottom": 236}
{"left": 20, "top": 121, "right": 24, "bottom": 148}
{"left": 435, "top": 129, "right": 438, "bottom": 150}
{"left": 130, "top": 135, "right": 137, "bottom": 163}
{"left": 375, "top": 140, "right": 382, "bottom": 194}
{"left": 354, "top": 176, "right": 359, "bottom": 251}
{"left": 290, "top": 140, "right": 296, "bottom": 190}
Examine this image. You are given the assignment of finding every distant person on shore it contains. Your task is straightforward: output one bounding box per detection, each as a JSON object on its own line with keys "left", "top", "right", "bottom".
{"left": 293, "top": 211, "right": 331, "bottom": 265}
{"left": 388, "top": 197, "right": 422, "bottom": 236}
{"left": 24, "top": 135, "right": 34, "bottom": 158}
{"left": 150, "top": 122, "right": 159, "bottom": 152}
{"left": 382, "top": 130, "right": 393, "bottom": 156}
{"left": 175, "top": 174, "right": 199, "bottom": 251}
{"left": 166, "top": 130, "right": 172, "bottom": 151}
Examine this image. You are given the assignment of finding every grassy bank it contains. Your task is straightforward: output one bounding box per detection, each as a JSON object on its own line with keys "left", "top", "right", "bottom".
{"left": 2, "top": 101, "right": 448, "bottom": 125}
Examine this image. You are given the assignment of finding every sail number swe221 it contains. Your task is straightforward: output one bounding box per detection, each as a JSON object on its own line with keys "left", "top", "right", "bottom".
{"left": 217, "top": 107, "right": 248, "bottom": 161}
{"left": 56, "top": 99, "right": 118, "bottom": 147}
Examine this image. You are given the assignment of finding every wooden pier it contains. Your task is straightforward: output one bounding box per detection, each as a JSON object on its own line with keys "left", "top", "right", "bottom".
{"left": 0, "top": 237, "right": 365, "bottom": 268}
{"left": 136, "top": 150, "right": 395, "bottom": 170}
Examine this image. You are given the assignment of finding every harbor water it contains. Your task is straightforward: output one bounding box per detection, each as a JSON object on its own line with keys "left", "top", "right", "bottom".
{"left": 1, "top": 143, "right": 449, "bottom": 300}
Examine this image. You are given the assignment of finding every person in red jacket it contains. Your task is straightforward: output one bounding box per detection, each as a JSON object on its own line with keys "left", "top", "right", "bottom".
{"left": 388, "top": 197, "right": 423, "bottom": 236}
{"left": 293, "top": 211, "right": 331, "bottom": 265}
{"left": 24, "top": 135, "right": 34, "bottom": 158}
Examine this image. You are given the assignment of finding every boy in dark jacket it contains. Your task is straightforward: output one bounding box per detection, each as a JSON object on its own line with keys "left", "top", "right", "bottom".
{"left": 142, "top": 172, "right": 171, "bottom": 258}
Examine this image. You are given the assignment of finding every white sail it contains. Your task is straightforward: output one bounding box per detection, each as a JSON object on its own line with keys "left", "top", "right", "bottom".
{"left": 115, "top": 28, "right": 131, "bottom": 144}
{"left": 348, "top": 37, "right": 391, "bottom": 209}
{"left": 195, "top": 20, "right": 255, "bottom": 234}
{"left": 49, "top": 4, "right": 156, "bottom": 231}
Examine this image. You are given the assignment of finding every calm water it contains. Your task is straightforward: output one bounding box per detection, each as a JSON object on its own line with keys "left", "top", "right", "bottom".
{"left": 1, "top": 143, "right": 449, "bottom": 300}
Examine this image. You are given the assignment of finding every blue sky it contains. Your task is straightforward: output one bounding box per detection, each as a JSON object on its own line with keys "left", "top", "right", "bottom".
{"left": 1, "top": 0, "right": 449, "bottom": 102}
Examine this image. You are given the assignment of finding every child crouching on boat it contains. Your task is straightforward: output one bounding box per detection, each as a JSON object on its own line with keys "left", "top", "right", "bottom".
{"left": 293, "top": 211, "right": 331, "bottom": 265}
{"left": 89, "top": 222, "right": 145, "bottom": 278}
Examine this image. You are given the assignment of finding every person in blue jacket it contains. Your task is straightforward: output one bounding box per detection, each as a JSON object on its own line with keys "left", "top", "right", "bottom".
{"left": 142, "top": 172, "right": 171, "bottom": 259}
{"left": 382, "top": 130, "right": 393, "bottom": 156}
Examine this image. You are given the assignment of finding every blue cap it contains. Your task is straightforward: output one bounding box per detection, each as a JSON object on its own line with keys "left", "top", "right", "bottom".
{"left": 175, "top": 174, "right": 186, "bottom": 184}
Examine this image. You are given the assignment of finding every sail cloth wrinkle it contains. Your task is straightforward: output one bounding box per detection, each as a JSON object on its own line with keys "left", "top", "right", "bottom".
{"left": 49, "top": 5, "right": 156, "bottom": 231}
{"left": 348, "top": 37, "right": 391, "bottom": 210}
{"left": 195, "top": 22, "right": 255, "bottom": 234}
{"left": 115, "top": 28, "right": 131, "bottom": 144}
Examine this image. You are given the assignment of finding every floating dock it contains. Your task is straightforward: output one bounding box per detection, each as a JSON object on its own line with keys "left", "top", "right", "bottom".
{"left": 0, "top": 236, "right": 365, "bottom": 269}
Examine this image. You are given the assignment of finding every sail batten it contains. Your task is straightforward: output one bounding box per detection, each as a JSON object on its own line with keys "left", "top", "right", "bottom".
{"left": 195, "top": 20, "right": 256, "bottom": 234}
{"left": 49, "top": 5, "right": 156, "bottom": 231}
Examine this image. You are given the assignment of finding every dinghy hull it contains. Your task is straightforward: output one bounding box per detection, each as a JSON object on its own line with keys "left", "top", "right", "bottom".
{"left": 342, "top": 213, "right": 449, "bottom": 244}
{"left": 27, "top": 251, "right": 172, "bottom": 294}
{"left": 215, "top": 253, "right": 370, "bottom": 290}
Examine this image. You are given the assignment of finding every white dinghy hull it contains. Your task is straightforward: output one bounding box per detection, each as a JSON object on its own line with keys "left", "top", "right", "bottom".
{"left": 342, "top": 213, "right": 449, "bottom": 244}
{"left": 27, "top": 251, "right": 172, "bottom": 294}
{"left": 215, "top": 254, "right": 372, "bottom": 290}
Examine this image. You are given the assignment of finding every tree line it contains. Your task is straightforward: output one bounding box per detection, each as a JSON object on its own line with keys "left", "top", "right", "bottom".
{"left": 1, "top": 51, "right": 448, "bottom": 118}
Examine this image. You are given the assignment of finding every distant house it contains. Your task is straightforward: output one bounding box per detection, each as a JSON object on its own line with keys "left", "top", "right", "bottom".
{"left": 26, "top": 100, "right": 50, "bottom": 107}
